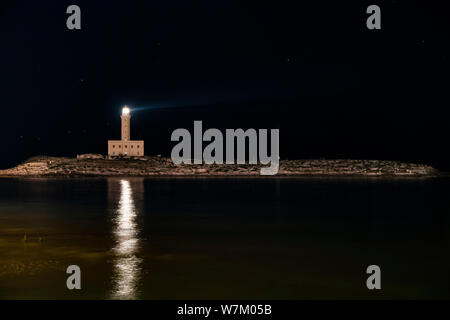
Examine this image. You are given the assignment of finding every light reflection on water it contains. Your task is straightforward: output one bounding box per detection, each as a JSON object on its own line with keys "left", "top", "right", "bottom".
{"left": 110, "top": 179, "right": 143, "bottom": 300}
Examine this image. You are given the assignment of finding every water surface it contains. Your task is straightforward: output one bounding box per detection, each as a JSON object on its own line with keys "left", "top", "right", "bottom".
{"left": 0, "top": 177, "right": 448, "bottom": 299}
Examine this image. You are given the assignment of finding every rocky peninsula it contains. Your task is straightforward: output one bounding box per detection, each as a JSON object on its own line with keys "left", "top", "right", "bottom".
{"left": 0, "top": 155, "right": 439, "bottom": 177}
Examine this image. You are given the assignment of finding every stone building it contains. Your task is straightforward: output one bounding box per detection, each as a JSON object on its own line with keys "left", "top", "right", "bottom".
{"left": 108, "top": 106, "right": 144, "bottom": 156}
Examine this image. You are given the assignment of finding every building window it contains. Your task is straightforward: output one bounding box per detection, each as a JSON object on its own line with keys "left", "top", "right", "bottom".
{"left": 131, "top": 145, "right": 133, "bottom": 149}
{"left": 125, "top": 145, "right": 127, "bottom": 148}
{"left": 113, "top": 145, "right": 115, "bottom": 148}
{"left": 137, "top": 145, "right": 140, "bottom": 148}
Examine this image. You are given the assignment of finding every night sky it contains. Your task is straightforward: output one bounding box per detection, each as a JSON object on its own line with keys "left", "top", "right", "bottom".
{"left": 0, "top": 1, "right": 448, "bottom": 169}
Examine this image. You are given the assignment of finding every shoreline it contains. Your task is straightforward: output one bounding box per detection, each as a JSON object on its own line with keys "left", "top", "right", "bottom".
{"left": 0, "top": 155, "right": 442, "bottom": 178}
{"left": 0, "top": 175, "right": 443, "bottom": 181}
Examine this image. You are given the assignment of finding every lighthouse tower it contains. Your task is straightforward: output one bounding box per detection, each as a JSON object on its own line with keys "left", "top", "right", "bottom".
{"left": 121, "top": 106, "right": 131, "bottom": 141}
{"left": 107, "top": 106, "right": 144, "bottom": 157}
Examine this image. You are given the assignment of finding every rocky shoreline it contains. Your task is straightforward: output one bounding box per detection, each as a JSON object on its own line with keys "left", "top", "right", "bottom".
{"left": 0, "top": 155, "right": 440, "bottom": 177}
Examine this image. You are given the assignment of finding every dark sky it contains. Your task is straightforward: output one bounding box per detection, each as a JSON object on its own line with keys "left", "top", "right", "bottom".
{"left": 0, "top": 0, "right": 449, "bottom": 169}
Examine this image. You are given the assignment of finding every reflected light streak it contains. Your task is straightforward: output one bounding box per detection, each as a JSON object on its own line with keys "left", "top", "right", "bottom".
{"left": 111, "top": 179, "right": 141, "bottom": 299}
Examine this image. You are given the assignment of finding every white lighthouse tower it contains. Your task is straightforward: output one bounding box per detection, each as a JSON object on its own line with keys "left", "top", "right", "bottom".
{"left": 108, "top": 106, "right": 144, "bottom": 157}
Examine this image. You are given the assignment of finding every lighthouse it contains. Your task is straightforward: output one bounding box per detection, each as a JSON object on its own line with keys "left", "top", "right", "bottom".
{"left": 108, "top": 106, "right": 144, "bottom": 157}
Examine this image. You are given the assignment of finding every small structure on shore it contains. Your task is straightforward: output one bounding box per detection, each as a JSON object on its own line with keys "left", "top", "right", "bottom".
{"left": 77, "top": 153, "right": 104, "bottom": 160}
{"left": 107, "top": 106, "right": 144, "bottom": 157}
